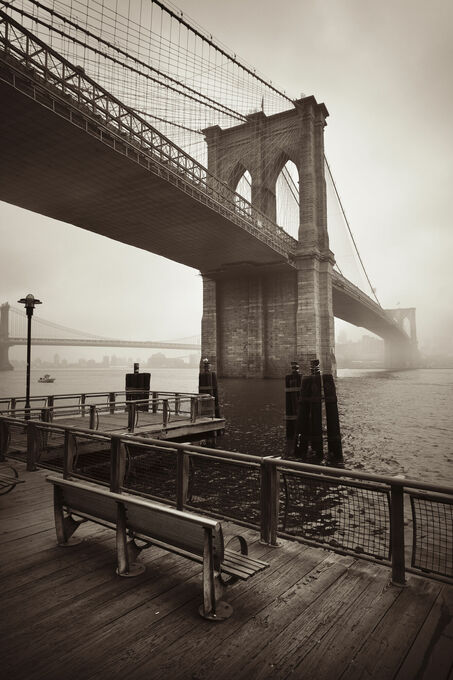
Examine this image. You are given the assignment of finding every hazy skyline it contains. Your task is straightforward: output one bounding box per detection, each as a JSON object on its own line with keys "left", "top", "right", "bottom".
{"left": 1, "top": 0, "right": 452, "bottom": 363}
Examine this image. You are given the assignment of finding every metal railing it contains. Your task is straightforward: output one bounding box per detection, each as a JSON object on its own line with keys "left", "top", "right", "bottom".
{"left": 0, "top": 10, "right": 296, "bottom": 261}
{"left": 0, "top": 391, "right": 216, "bottom": 433}
{"left": 1, "top": 414, "right": 451, "bottom": 586}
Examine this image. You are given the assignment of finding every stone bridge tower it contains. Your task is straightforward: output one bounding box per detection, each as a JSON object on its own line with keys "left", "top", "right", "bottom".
{"left": 201, "top": 95, "right": 335, "bottom": 378}
{"left": 384, "top": 307, "right": 419, "bottom": 369}
{"left": 0, "top": 303, "right": 13, "bottom": 371}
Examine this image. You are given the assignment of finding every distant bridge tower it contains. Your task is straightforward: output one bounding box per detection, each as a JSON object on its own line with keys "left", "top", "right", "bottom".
{"left": 0, "top": 303, "right": 13, "bottom": 371}
{"left": 384, "top": 307, "right": 419, "bottom": 369}
{"left": 201, "top": 96, "right": 335, "bottom": 377}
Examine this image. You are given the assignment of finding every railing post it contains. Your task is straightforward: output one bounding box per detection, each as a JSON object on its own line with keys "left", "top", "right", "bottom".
{"left": 176, "top": 450, "right": 190, "bottom": 511}
{"left": 63, "top": 430, "right": 77, "bottom": 479}
{"left": 0, "top": 420, "right": 9, "bottom": 461}
{"left": 127, "top": 402, "right": 136, "bottom": 433}
{"left": 10, "top": 397, "right": 16, "bottom": 416}
{"left": 109, "top": 392, "right": 116, "bottom": 415}
{"left": 268, "top": 460, "right": 280, "bottom": 547}
{"left": 162, "top": 399, "right": 169, "bottom": 428}
{"left": 152, "top": 391, "right": 158, "bottom": 413}
{"left": 174, "top": 393, "right": 180, "bottom": 415}
{"left": 190, "top": 397, "right": 198, "bottom": 423}
{"left": 89, "top": 404, "right": 97, "bottom": 430}
{"left": 390, "top": 484, "right": 406, "bottom": 586}
{"left": 260, "top": 460, "right": 270, "bottom": 544}
{"left": 81, "top": 394, "right": 86, "bottom": 417}
{"left": 110, "top": 436, "right": 126, "bottom": 493}
{"left": 40, "top": 409, "right": 50, "bottom": 450}
{"left": 26, "top": 421, "right": 39, "bottom": 471}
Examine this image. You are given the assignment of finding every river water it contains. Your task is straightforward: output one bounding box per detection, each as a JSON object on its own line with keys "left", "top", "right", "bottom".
{"left": 1, "top": 367, "right": 452, "bottom": 486}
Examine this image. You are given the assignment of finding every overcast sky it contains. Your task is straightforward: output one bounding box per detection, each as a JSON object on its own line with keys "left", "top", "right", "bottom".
{"left": 1, "top": 0, "right": 452, "bottom": 361}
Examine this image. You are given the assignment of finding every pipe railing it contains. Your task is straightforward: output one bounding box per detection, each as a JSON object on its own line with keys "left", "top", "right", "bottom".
{"left": 1, "top": 414, "right": 451, "bottom": 586}
{"left": 0, "top": 391, "right": 215, "bottom": 432}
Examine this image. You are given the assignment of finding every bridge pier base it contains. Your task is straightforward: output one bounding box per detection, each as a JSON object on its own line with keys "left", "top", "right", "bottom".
{"left": 201, "top": 253, "right": 336, "bottom": 379}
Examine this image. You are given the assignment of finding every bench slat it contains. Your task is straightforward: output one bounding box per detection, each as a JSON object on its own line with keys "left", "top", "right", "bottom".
{"left": 224, "top": 549, "right": 269, "bottom": 569}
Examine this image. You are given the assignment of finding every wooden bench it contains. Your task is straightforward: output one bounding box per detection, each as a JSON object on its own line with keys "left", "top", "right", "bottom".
{"left": 46, "top": 475, "right": 269, "bottom": 621}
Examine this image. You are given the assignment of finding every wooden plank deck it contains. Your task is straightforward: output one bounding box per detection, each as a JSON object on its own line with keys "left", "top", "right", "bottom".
{"left": 1, "top": 462, "right": 452, "bottom": 680}
{"left": 52, "top": 412, "right": 225, "bottom": 439}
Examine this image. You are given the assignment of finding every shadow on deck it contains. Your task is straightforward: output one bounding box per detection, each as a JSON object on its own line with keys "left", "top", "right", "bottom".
{"left": 1, "top": 463, "right": 452, "bottom": 680}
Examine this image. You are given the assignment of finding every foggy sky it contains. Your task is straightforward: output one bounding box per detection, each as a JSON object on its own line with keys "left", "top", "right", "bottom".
{"left": 1, "top": 0, "right": 452, "bottom": 362}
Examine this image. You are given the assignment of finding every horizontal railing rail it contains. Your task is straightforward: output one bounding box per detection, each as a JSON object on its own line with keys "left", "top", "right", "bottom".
{"left": 0, "top": 391, "right": 215, "bottom": 432}
{"left": 1, "top": 414, "right": 451, "bottom": 586}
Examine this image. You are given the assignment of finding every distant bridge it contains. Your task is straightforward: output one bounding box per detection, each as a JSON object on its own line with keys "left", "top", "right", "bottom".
{"left": 0, "top": 3, "right": 418, "bottom": 376}
{"left": 0, "top": 303, "right": 200, "bottom": 370}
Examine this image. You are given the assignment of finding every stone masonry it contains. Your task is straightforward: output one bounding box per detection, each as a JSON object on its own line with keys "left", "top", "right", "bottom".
{"left": 201, "top": 96, "right": 336, "bottom": 378}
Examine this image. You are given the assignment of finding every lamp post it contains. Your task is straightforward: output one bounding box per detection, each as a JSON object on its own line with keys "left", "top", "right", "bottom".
{"left": 18, "top": 294, "right": 42, "bottom": 419}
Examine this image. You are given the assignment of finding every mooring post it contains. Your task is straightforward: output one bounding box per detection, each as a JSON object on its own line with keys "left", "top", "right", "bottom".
{"left": 285, "top": 362, "right": 301, "bottom": 444}
{"left": 198, "top": 358, "right": 220, "bottom": 418}
{"left": 293, "top": 375, "right": 312, "bottom": 459}
{"left": 322, "top": 373, "right": 343, "bottom": 463}
{"left": 127, "top": 402, "right": 136, "bottom": 433}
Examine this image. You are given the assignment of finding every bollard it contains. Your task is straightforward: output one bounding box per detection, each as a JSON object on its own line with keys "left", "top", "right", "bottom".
{"left": 285, "top": 362, "right": 301, "bottom": 442}
{"left": 293, "top": 375, "right": 312, "bottom": 459}
{"left": 322, "top": 374, "right": 343, "bottom": 463}
{"left": 198, "top": 358, "right": 220, "bottom": 418}
{"left": 292, "top": 359, "right": 331, "bottom": 461}
{"left": 310, "top": 362, "right": 323, "bottom": 458}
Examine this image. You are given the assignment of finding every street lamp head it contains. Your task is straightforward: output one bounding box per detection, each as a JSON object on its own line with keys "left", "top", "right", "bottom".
{"left": 18, "top": 294, "right": 42, "bottom": 310}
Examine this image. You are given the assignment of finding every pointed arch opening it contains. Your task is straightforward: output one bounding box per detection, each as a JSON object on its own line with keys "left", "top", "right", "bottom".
{"left": 276, "top": 160, "right": 299, "bottom": 239}
{"left": 235, "top": 169, "right": 252, "bottom": 203}
{"left": 234, "top": 169, "right": 252, "bottom": 216}
{"left": 403, "top": 316, "right": 411, "bottom": 337}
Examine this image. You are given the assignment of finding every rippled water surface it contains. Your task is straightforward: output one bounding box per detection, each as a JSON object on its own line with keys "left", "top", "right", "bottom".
{"left": 1, "top": 367, "right": 452, "bottom": 485}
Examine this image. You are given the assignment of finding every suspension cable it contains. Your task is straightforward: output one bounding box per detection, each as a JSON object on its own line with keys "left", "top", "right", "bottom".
{"left": 324, "top": 156, "right": 381, "bottom": 306}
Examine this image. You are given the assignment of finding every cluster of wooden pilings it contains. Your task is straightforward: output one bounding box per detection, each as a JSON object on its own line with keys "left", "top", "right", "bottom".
{"left": 285, "top": 360, "right": 343, "bottom": 463}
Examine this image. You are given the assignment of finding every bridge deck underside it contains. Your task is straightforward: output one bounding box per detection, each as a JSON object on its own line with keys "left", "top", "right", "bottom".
{"left": 0, "top": 82, "right": 286, "bottom": 273}
{"left": 332, "top": 285, "right": 399, "bottom": 341}
{"left": 0, "top": 80, "right": 408, "bottom": 345}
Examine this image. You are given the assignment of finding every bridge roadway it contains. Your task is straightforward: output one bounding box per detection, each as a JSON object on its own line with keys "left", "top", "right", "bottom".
{"left": 7, "top": 338, "right": 201, "bottom": 350}
{"left": 0, "top": 16, "right": 407, "bottom": 346}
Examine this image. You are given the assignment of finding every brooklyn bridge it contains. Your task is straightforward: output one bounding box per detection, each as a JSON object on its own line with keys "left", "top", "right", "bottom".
{"left": 0, "top": 1, "right": 418, "bottom": 375}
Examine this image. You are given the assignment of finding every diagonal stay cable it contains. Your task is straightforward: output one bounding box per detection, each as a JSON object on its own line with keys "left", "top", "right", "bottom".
{"left": 324, "top": 156, "right": 381, "bottom": 306}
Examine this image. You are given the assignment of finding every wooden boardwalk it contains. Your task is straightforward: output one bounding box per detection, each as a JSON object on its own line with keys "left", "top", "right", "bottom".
{"left": 52, "top": 411, "right": 225, "bottom": 440}
{"left": 1, "top": 463, "right": 452, "bottom": 680}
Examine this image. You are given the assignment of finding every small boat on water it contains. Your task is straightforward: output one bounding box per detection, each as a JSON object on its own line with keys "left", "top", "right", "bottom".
{"left": 38, "top": 374, "right": 55, "bottom": 383}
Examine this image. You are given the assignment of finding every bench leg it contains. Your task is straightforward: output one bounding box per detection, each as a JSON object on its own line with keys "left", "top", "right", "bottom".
{"left": 53, "top": 486, "right": 83, "bottom": 546}
{"left": 116, "top": 502, "right": 146, "bottom": 577}
{"left": 199, "top": 529, "right": 233, "bottom": 621}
